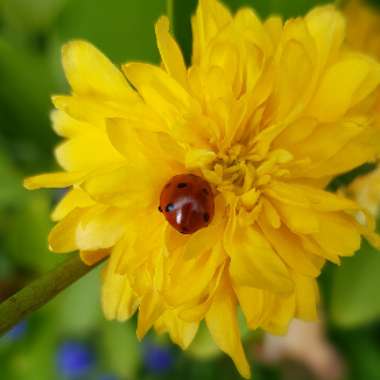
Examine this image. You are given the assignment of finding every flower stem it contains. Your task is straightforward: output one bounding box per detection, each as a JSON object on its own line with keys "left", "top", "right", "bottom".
{"left": 0, "top": 254, "right": 105, "bottom": 335}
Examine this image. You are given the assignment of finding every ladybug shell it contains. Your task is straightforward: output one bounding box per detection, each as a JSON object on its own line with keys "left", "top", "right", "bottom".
{"left": 159, "top": 174, "right": 214, "bottom": 234}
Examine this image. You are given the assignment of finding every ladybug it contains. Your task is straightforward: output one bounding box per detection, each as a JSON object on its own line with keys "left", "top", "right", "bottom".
{"left": 158, "top": 174, "right": 214, "bottom": 234}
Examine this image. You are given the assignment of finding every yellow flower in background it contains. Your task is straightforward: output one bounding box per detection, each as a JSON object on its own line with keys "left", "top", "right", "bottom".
{"left": 345, "top": 0, "right": 380, "bottom": 58}
{"left": 344, "top": 0, "right": 380, "bottom": 217}
{"left": 348, "top": 167, "right": 380, "bottom": 216}
{"left": 25, "top": 0, "right": 380, "bottom": 377}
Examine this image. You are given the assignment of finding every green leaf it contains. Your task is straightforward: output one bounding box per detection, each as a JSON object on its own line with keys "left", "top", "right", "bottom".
{"left": 330, "top": 240, "right": 380, "bottom": 327}
{"left": 0, "top": 146, "right": 24, "bottom": 208}
{"left": 223, "top": 0, "right": 332, "bottom": 18}
{"left": 4, "top": 191, "right": 61, "bottom": 273}
{"left": 2, "top": 0, "right": 68, "bottom": 33}
{"left": 334, "top": 329, "right": 380, "bottom": 380}
{"left": 0, "top": 38, "right": 55, "bottom": 166}
{"left": 54, "top": 0, "right": 166, "bottom": 63}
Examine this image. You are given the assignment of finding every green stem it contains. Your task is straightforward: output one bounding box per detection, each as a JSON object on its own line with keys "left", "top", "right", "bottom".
{"left": 0, "top": 255, "right": 105, "bottom": 335}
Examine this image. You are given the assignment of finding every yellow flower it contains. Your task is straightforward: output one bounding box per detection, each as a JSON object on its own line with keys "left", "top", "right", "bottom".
{"left": 25, "top": 0, "right": 380, "bottom": 377}
{"left": 345, "top": 0, "right": 380, "bottom": 59}
{"left": 343, "top": 0, "right": 380, "bottom": 216}
{"left": 348, "top": 167, "right": 380, "bottom": 216}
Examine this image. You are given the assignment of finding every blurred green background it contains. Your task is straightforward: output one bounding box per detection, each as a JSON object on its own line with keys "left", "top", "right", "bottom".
{"left": 1, "top": 0, "right": 380, "bottom": 379}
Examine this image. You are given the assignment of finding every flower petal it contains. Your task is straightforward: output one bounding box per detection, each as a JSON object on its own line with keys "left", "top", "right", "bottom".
{"left": 62, "top": 40, "right": 137, "bottom": 101}
{"left": 259, "top": 219, "right": 324, "bottom": 277}
{"left": 155, "top": 16, "right": 188, "bottom": 88}
{"left": 311, "top": 212, "right": 361, "bottom": 259}
{"left": 191, "top": 0, "right": 232, "bottom": 64}
{"left": 52, "top": 188, "right": 94, "bottom": 221}
{"left": 48, "top": 208, "right": 84, "bottom": 253}
{"left": 137, "top": 291, "right": 165, "bottom": 340}
{"left": 206, "top": 272, "right": 251, "bottom": 379}
{"left": 228, "top": 224, "right": 294, "bottom": 294}
{"left": 80, "top": 249, "right": 109, "bottom": 266}
{"left": 24, "top": 171, "right": 86, "bottom": 190}
{"left": 55, "top": 130, "right": 123, "bottom": 172}
{"left": 101, "top": 262, "right": 139, "bottom": 321}
{"left": 155, "top": 311, "right": 199, "bottom": 350}
{"left": 75, "top": 206, "right": 128, "bottom": 251}
{"left": 308, "top": 54, "right": 380, "bottom": 122}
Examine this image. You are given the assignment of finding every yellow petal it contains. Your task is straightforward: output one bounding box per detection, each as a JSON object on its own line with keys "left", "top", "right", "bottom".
{"left": 165, "top": 243, "right": 224, "bottom": 307}
{"left": 62, "top": 40, "right": 137, "bottom": 101}
{"left": 123, "top": 62, "right": 192, "bottom": 125}
{"left": 305, "top": 5, "right": 345, "bottom": 70}
{"left": 270, "top": 18, "right": 315, "bottom": 122}
{"left": 259, "top": 219, "right": 323, "bottom": 277}
{"left": 55, "top": 130, "right": 123, "bottom": 172}
{"left": 48, "top": 208, "right": 84, "bottom": 253}
{"left": 235, "top": 8, "right": 272, "bottom": 56}
{"left": 264, "top": 16, "right": 283, "bottom": 48}
{"left": 82, "top": 164, "right": 161, "bottom": 209}
{"left": 308, "top": 54, "right": 380, "bottom": 122}
{"left": 155, "top": 16, "right": 188, "bottom": 88}
{"left": 52, "top": 188, "right": 94, "bottom": 221}
{"left": 266, "top": 181, "right": 358, "bottom": 218}
{"left": 299, "top": 123, "right": 380, "bottom": 178}
{"left": 24, "top": 171, "right": 86, "bottom": 190}
{"left": 183, "top": 195, "right": 226, "bottom": 260}
{"left": 51, "top": 110, "right": 94, "bottom": 138}
{"left": 75, "top": 206, "right": 128, "bottom": 251}
{"left": 311, "top": 212, "right": 361, "bottom": 259}
{"left": 206, "top": 272, "right": 251, "bottom": 379}
{"left": 270, "top": 199, "right": 320, "bottom": 234}
{"left": 101, "top": 262, "right": 139, "bottom": 321}
{"left": 178, "top": 262, "right": 226, "bottom": 323}
{"left": 293, "top": 273, "right": 319, "bottom": 321}
{"left": 155, "top": 311, "right": 199, "bottom": 350}
{"left": 137, "top": 291, "right": 164, "bottom": 340}
{"left": 260, "top": 292, "right": 296, "bottom": 335}
{"left": 52, "top": 95, "right": 130, "bottom": 124}
{"left": 106, "top": 117, "right": 185, "bottom": 166}
{"left": 234, "top": 285, "right": 267, "bottom": 329}
{"left": 80, "top": 249, "right": 109, "bottom": 266}
{"left": 114, "top": 212, "right": 166, "bottom": 277}
{"left": 185, "top": 148, "right": 216, "bottom": 169}
{"left": 227, "top": 224, "right": 294, "bottom": 294}
{"left": 191, "top": 0, "right": 232, "bottom": 64}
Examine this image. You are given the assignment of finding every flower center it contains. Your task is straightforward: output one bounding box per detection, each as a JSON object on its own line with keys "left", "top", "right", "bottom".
{"left": 200, "top": 145, "right": 293, "bottom": 216}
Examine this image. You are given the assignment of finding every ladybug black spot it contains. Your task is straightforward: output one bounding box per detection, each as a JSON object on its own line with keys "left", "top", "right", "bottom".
{"left": 202, "top": 188, "right": 209, "bottom": 196}
{"left": 181, "top": 226, "right": 189, "bottom": 233}
{"left": 165, "top": 203, "right": 175, "bottom": 212}
{"left": 177, "top": 182, "right": 188, "bottom": 188}
{"left": 203, "top": 213, "right": 210, "bottom": 222}
{"left": 158, "top": 206, "right": 162, "bottom": 212}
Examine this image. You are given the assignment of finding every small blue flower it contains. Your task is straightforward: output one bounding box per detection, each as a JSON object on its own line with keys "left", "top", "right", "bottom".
{"left": 4, "top": 320, "right": 28, "bottom": 341}
{"left": 143, "top": 342, "right": 174, "bottom": 374}
{"left": 56, "top": 341, "right": 95, "bottom": 378}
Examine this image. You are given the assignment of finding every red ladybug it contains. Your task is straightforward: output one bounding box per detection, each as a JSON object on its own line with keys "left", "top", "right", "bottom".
{"left": 159, "top": 174, "right": 214, "bottom": 234}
